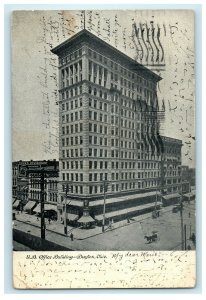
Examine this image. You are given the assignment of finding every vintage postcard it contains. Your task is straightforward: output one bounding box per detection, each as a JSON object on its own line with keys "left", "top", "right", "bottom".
{"left": 12, "top": 10, "right": 196, "bottom": 288}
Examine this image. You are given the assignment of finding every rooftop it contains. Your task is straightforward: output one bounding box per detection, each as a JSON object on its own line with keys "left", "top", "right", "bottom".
{"left": 51, "top": 29, "right": 161, "bottom": 82}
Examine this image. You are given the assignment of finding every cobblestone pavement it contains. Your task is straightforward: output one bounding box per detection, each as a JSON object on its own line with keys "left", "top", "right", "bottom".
{"left": 13, "top": 201, "right": 196, "bottom": 251}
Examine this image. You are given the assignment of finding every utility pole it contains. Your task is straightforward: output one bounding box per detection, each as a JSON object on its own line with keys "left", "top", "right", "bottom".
{"left": 184, "top": 224, "right": 187, "bottom": 250}
{"left": 18, "top": 162, "right": 58, "bottom": 241}
{"left": 180, "top": 166, "right": 184, "bottom": 250}
{"left": 40, "top": 172, "right": 45, "bottom": 240}
{"left": 102, "top": 181, "right": 107, "bottom": 233}
{"left": 64, "top": 184, "right": 68, "bottom": 235}
{"left": 63, "top": 182, "right": 72, "bottom": 235}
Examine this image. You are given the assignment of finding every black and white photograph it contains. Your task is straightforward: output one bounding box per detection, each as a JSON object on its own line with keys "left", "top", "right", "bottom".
{"left": 11, "top": 9, "right": 196, "bottom": 288}
{"left": 12, "top": 9, "right": 196, "bottom": 251}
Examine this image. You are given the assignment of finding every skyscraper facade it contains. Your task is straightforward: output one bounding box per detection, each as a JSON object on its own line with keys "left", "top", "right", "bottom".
{"left": 51, "top": 29, "right": 183, "bottom": 224}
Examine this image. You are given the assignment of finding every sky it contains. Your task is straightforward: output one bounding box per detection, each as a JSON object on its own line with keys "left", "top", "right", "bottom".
{"left": 12, "top": 10, "right": 195, "bottom": 167}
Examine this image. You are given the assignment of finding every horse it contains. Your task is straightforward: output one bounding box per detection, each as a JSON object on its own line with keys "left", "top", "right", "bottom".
{"left": 144, "top": 233, "right": 158, "bottom": 243}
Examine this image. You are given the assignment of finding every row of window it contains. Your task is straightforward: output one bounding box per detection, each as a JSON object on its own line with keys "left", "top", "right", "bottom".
{"left": 89, "top": 161, "right": 108, "bottom": 169}
{"left": 88, "top": 60, "right": 108, "bottom": 87}
{"left": 61, "top": 172, "right": 160, "bottom": 184}
{"left": 87, "top": 48, "right": 156, "bottom": 90}
{"left": 89, "top": 123, "right": 108, "bottom": 135}
{"left": 61, "top": 60, "right": 82, "bottom": 79}
{"left": 111, "top": 150, "right": 135, "bottom": 159}
{"left": 88, "top": 85, "right": 110, "bottom": 99}
{"left": 112, "top": 128, "right": 135, "bottom": 140}
{"left": 89, "top": 110, "right": 108, "bottom": 123}
{"left": 62, "top": 161, "right": 83, "bottom": 170}
{"left": 48, "top": 193, "right": 58, "bottom": 202}
{"left": 61, "top": 86, "right": 82, "bottom": 100}
{"left": 61, "top": 64, "right": 83, "bottom": 88}
{"left": 62, "top": 173, "right": 83, "bottom": 182}
{"left": 62, "top": 98, "right": 82, "bottom": 110}
{"left": 62, "top": 111, "right": 83, "bottom": 123}
{"left": 89, "top": 173, "right": 108, "bottom": 181}
{"left": 30, "top": 181, "right": 46, "bottom": 189}
{"left": 61, "top": 160, "right": 160, "bottom": 171}
{"left": 166, "top": 171, "right": 181, "bottom": 177}
{"left": 62, "top": 123, "right": 83, "bottom": 135}
{"left": 88, "top": 48, "right": 108, "bottom": 65}
{"left": 62, "top": 136, "right": 83, "bottom": 147}
{"left": 111, "top": 116, "right": 135, "bottom": 129}
{"left": 89, "top": 136, "right": 108, "bottom": 146}
{"left": 60, "top": 48, "right": 82, "bottom": 65}
{"left": 88, "top": 148, "right": 108, "bottom": 158}
{"left": 89, "top": 97, "right": 108, "bottom": 110}
{"left": 113, "top": 161, "right": 135, "bottom": 169}
{"left": 112, "top": 172, "right": 135, "bottom": 180}
{"left": 62, "top": 148, "right": 83, "bottom": 158}
{"left": 112, "top": 138, "right": 136, "bottom": 149}
{"left": 30, "top": 190, "right": 46, "bottom": 200}
{"left": 111, "top": 105, "right": 137, "bottom": 120}
{"left": 61, "top": 147, "right": 162, "bottom": 161}
{"left": 137, "top": 171, "right": 160, "bottom": 179}
{"left": 48, "top": 181, "right": 58, "bottom": 190}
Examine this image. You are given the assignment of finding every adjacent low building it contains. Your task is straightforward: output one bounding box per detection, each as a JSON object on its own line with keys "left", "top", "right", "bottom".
{"left": 12, "top": 160, "right": 59, "bottom": 218}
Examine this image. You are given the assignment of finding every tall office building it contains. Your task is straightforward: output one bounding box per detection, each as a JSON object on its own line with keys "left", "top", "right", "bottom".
{"left": 51, "top": 29, "right": 183, "bottom": 224}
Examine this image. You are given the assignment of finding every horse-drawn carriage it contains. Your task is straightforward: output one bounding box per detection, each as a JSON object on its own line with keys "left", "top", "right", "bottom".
{"left": 144, "top": 231, "right": 159, "bottom": 243}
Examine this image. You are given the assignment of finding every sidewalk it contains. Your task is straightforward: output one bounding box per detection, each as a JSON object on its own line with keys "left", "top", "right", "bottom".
{"left": 13, "top": 206, "right": 174, "bottom": 240}
{"left": 13, "top": 202, "right": 195, "bottom": 251}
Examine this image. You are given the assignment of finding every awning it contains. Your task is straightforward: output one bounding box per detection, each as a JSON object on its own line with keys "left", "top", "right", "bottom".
{"left": 33, "top": 203, "right": 57, "bottom": 213}
{"left": 67, "top": 213, "right": 79, "bottom": 221}
{"left": 90, "top": 191, "right": 160, "bottom": 207}
{"left": 95, "top": 202, "right": 162, "bottom": 221}
{"left": 69, "top": 200, "right": 84, "bottom": 207}
{"left": 44, "top": 204, "right": 57, "bottom": 212}
{"left": 13, "top": 200, "right": 20, "bottom": 208}
{"left": 183, "top": 192, "right": 195, "bottom": 198}
{"left": 23, "top": 201, "right": 37, "bottom": 211}
{"left": 162, "top": 193, "right": 181, "bottom": 200}
{"left": 77, "top": 215, "right": 95, "bottom": 223}
{"left": 33, "top": 204, "right": 41, "bottom": 213}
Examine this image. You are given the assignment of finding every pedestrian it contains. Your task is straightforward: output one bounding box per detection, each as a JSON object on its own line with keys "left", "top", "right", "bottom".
{"left": 37, "top": 217, "right": 39, "bottom": 221}
{"left": 48, "top": 218, "right": 51, "bottom": 224}
{"left": 111, "top": 218, "right": 114, "bottom": 228}
{"left": 108, "top": 219, "right": 111, "bottom": 229}
{"left": 70, "top": 232, "right": 74, "bottom": 241}
{"left": 188, "top": 212, "right": 191, "bottom": 218}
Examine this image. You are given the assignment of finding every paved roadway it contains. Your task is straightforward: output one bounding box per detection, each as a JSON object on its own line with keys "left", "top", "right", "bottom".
{"left": 13, "top": 201, "right": 196, "bottom": 251}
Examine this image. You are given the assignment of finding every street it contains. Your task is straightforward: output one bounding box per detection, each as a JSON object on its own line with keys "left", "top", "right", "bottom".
{"left": 13, "top": 201, "right": 196, "bottom": 251}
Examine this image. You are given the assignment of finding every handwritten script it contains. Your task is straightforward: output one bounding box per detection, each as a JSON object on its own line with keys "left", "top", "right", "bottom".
{"left": 13, "top": 250, "right": 195, "bottom": 289}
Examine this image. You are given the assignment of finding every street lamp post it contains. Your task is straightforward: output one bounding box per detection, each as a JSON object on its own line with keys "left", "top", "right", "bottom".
{"left": 102, "top": 181, "right": 108, "bottom": 233}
